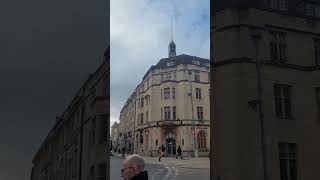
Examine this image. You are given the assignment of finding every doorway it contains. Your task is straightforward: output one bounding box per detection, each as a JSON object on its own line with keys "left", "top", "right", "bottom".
{"left": 166, "top": 132, "right": 176, "bottom": 155}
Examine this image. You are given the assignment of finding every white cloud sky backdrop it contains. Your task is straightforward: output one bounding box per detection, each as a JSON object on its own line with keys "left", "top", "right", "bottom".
{"left": 110, "top": 0, "right": 210, "bottom": 128}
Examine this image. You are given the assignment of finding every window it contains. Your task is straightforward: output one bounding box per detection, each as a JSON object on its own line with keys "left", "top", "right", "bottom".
{"left": 156, "top": 139, "right": 158, "bottom": 146}
{"left": 140, "top": 131, "right": 143, "bottom": 144}
{"left": 167, "top": 61, "right": 175, "bottom": 67}
{"left": 99, "top": 115, "right": 107, "bottom": 144}
{"left": 316, "top": 88, "right": 320, "bottom": 122}
{"left": 164, "top": 106, "right": 171, "bottom": 120}
{"left": 314, "top": 39, "right": 320, "bottom": 66}
{"left": 197, "top": 131, "right": 207, "bottom": 149}
{"left": 164, "top": 88, "right": 170, "bottom": 99}
{"left": 182, "top": 139, "right": 184, "bottom": 146}
{"left": 278, "top": 142, "right": 297, "bottom": 180}
{"left": 305, "top": 3, "right": 320, "bottom": 17}
{"left": 146, "top": 79, "right": 149, "bottom": 88}
{"left": 140, "top": 113, "right": 143, "bottom": 125}
{"left": 97, "top": 163, "right": 106, "bottom": 180}
{"left": 137, "top": 114, "right": 140, "bottom": 125}
{"left": 192, "top": 60, "right": 200, "bottom": 65}
{"left": 208, "top": 72, "right": 210, "bottom": 82}
{"left": 173, "top": 71, "right": 177, "bottom": 80}
{"left": 172, "top": 88, "right": 175, "bottom": 99}
{"left": 270, "top": 31, "right": 287, "bottom": 63}
{"left": 173, "top": 106, "right": 176, "bottom": 120}
{"left": 197, "top": 107, "right": 204, "bottom": 120}
{"left": 205, "top": 62, "right": 210, "bottom": 67}
{"left": 274, "top": 84, "right": 292, "bottom": 119}
{"left": 146, "top": 111, "right": 148, "bottom": 123}
{"left": 141, "top": 98, "right": 144, "bottom": 107}
{"left": 165, "top": 73, "right": 172, "bottom": 81}
{"left": 194, "top": 71, "right": 200, "bottom": 82}
{"left": 265, "top": 0, "right": 288, "bottom": 11}
{"left": 161, "top": 74, "right": 164, "bottom": 82}
{"left": 90, "top": 119, "right": 96, "bottom": 146}
{"left": 196, "top": 88, "right": 202, "bottom": 99}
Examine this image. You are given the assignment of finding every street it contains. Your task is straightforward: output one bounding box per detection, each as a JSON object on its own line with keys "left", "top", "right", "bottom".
{"left": 111, "top": 155, "right": 210, "bottom": 180}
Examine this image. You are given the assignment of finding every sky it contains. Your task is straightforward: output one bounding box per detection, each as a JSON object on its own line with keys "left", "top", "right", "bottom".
{"left": 110, "top": 0, "right": 210, "bottom": 127}
{"left": 0, "top": 0, "right": 108, "bottom": 179}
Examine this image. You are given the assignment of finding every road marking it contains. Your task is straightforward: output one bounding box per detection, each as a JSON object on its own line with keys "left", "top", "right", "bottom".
{"left": 168, "top": 166, "right": 179, "bottom": 180}
{"left": 151, "top": 167, "right": 166, "bottom": 180}
{"left": 164, "top": 166, "right": 172, "bottom": 180}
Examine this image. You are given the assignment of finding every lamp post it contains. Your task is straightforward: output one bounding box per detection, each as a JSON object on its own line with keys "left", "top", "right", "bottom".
{"left": 188, "top": 71, "right": 198, "bottom": 158}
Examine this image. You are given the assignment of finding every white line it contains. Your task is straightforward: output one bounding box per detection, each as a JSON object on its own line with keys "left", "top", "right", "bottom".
{"left": 151, "top": 167, "right": 166, "bottom": 180}
{"left": 163, "top": 166, "right": 172, "bottom": 180}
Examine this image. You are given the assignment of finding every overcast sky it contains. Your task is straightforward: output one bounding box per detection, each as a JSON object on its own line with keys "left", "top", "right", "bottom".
{"left": 1, "top": 0, "right": 108, "bottom": 179}
{"left": 110, "top": 0, "right": 210, "bottom": 127}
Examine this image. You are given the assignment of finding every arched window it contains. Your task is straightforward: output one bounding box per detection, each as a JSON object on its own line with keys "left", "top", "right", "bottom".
{"left": 197, "top": 131, "right": 207, "bottom": 149}
{"left": 166, "top": 132, "right": 175, "bottom": 139}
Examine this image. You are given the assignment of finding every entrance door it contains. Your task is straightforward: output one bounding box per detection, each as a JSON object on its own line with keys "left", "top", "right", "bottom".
{"left": 166, "top": 132, "right": 176, "bottom": 155}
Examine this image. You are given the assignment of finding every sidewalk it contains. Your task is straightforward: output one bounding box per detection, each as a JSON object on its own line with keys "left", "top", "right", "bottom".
{"left": 112, "top": 153, "right": 209, "bottom": 169}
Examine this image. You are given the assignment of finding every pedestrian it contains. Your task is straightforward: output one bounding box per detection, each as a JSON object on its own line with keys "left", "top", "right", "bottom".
{"left": 121, "top": 154, "right": 148, "bottom": 180}
{"left": 122, "top": 147, "right": 126, "bottom": 159}
{"left": 176, "top": 145, "right": 183, "bottom": 159}
{"left": 158, "top": 146, "right": 162, "bottom": 161}
{"left": 161, "top": 144, "right": 165, "bottom": 157}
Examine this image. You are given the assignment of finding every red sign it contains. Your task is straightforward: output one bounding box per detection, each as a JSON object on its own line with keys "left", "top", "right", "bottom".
{"left": 191, "top": 127, "right": 195, "bottom": 134}
{"left": 145, "top": 130, "right": 149, "bottom": 136}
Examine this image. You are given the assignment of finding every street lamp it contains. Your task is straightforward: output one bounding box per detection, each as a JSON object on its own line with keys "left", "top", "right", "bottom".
{"left": 188, "top": 71, "right": 198, "bottom": 158}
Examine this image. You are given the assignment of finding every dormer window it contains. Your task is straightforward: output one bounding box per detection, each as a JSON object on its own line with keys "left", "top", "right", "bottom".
{"left": 167, "top": 61, "right": 175, "bottom": 67}
{"left": 305, "top": 3, "right": 320, "bottom": 17}
{"left": 265, "top": 0, "right": 288, "bottom": 11}
{"left": 297, "top": 0, "right": 320, "bottom": 17}
{"left": 192, "top": 60, "right": 200, "bottom": 65}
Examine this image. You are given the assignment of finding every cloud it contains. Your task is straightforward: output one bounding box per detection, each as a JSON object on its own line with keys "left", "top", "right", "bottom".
{"left": 110, "top": 0, "right": 210, "bottom": 126}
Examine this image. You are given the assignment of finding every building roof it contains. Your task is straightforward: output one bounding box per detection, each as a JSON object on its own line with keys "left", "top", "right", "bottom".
{"left": 143, "top": 54, "right": 210, "bottom": 80}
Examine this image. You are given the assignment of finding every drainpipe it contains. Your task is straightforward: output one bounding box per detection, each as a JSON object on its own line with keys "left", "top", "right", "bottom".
{"left": 250, "top": 29, "right": 268, "bottom": 180}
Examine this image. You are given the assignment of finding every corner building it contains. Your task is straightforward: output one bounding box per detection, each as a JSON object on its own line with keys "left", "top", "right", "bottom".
{"left": 119, "top": 40, "right": 210, "bottom": 157}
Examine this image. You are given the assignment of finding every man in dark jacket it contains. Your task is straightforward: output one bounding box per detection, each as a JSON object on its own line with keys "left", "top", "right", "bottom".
{"left": 121, "top": 154, "right": 148, "bottom": 180}
{"left": 176, "top": 145, "right": 183, "bottom": 159}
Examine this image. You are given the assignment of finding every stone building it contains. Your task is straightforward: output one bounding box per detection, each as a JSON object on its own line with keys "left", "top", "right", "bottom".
{"left": 118, "top": 39, "right": 210, "bottom": 157}
{"left": 110, "top": 122, "right": 120, "bottom": 152}
{"left": 30, "top": 49, "right": 109, "bottom": 180}
{"left": 212, "top": 0, "right": 320, "bottom": 180}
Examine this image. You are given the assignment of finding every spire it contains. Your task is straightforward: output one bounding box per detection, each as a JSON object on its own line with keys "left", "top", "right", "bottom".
{"left": 168, "top": 16, "right": 176, "bottom": 58}
{"left": 171, "top": 16, "right": 173, "bottom": 41}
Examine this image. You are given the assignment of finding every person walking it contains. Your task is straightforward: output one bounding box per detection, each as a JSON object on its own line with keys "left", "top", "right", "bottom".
{"left": 161, "top": 144, "right": 165, "bottom": 157}
{"left": 122, "top": 146, "right": 126, "bottom": 159}
{"left": 158, "top": 146, "right": 162, "bottom": 161}
{"left": 121, "top": 154, "right": 148, "bottom": 180}
{"left": 176, "top": 145, "right": 183, "bottom": 159}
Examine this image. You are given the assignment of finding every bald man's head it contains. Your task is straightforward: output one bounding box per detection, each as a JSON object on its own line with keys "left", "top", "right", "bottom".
{"left": 125, "top": 154, "right": 145, "bottom": 171}
{"left": 121, "top": 154, "right": 145, "bottom": 180}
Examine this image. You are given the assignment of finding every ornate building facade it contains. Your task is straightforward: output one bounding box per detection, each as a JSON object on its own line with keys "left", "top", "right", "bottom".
{"left": 118, "top": 40, "right": 211, "bottom": 157}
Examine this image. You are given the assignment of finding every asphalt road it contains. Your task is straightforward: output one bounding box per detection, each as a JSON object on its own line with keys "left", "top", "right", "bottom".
{"left": 110, "top": 156, "right": 210, "bottom": 180}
